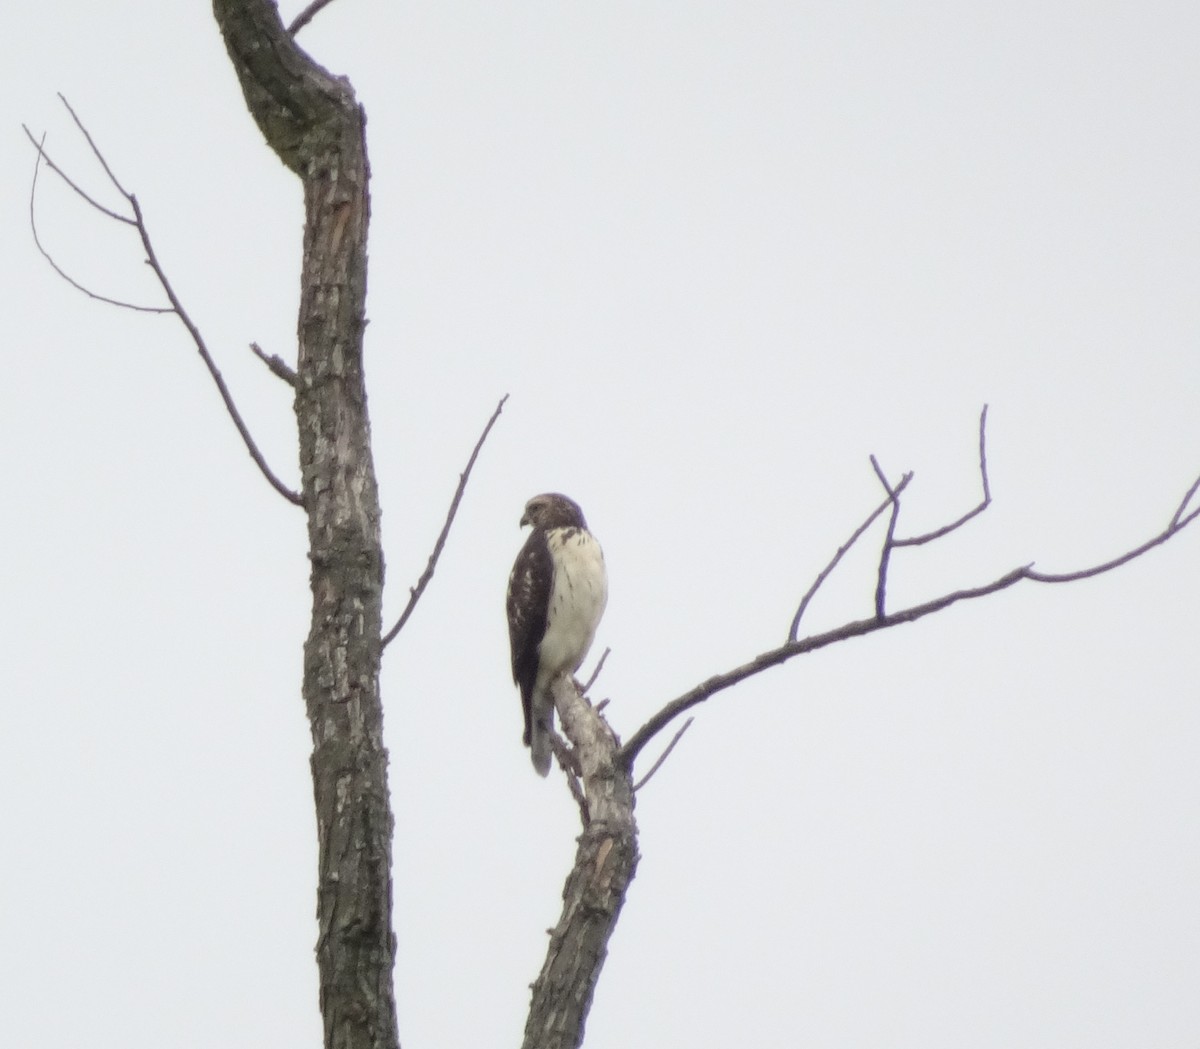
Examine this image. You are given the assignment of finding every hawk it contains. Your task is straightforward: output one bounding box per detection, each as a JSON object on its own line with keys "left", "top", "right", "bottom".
{"left": 506, "top": 493, "right": 608, "bottom": 776}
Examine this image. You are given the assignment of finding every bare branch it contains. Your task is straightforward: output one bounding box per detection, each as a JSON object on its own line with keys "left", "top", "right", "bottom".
{"left": 1025, "top": 491, "right": 1200, "bottom": 583}
{"left": 624, "top": 566, "right": 1028, "bottom": 766}
{"left": 632, "top": 717, "right": 694, "bottom": 791}
{"left": 381, "top": 394, "right": 510, "bottom": 648}
{"left": 21, "top": 125, "right": 134, "bottom": 225}
{"left": 896, "top": 404, "right": 992, "bottom": 545}
{"left": 57, "top": 93, "right": 131, "bottom": 198}
{"left": 581, "top": 647, "right": 611, "bottom": 694}
{"left": 26, "top": 99, "right": 303, "bottom": 506}
{"left": 870, "top": 455, "right": 904, "bottom": 619}
{"left": 621, "top": 474, "right": 1200, "bottom": 766}
{"left": 797, "top": 409, "right": 992, "bottom": 634}
{"left": 288, "top": 0, "right": 340, "bottom": 35}
{"left": 250, "top": 342, "right": 298, "bottom": 386}
{"left": 128, "top": 195, "right": 303, "bottom": 505}
{"left": 24, "top": 131, "right": 169, "bottom": 313}
{"left": 789, "top": 473, "right": 913, "bottom": 641}
{"left": 1171, "top": 472, "right": 1200, "bottom": 529}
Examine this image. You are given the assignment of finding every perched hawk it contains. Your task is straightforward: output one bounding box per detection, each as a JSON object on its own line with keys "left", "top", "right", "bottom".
{"left": 506, "top": 493, "right": 608, "bottom": 776}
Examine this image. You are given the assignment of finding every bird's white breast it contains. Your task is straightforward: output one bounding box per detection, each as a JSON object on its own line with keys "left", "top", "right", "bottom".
{"left": 539, "top": 527, "right": 608, "bottom": 677}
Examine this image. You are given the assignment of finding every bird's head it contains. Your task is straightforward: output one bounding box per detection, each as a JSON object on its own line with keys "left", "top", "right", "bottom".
{"left": 520, "top": 492, "right": 587, "bottom": 530}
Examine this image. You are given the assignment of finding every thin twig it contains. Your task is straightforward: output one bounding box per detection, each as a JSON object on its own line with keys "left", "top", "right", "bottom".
{"left": 1171, "top": 472, "right": 1200, "bottom": 528}
{"left": 581, "top": 648, "right": 611, "bottom": 694}
{"left": 21, "top": 126, "right": 133, "bottom": 225}
{"left": 288, "top": 0, "right": 339, "bottom": 35}
{"left": 789, "top": 473, "right": 913, "bottom": 641}
{"left": 870, "top": 455, "right": 904, "bottom": 619}
{"left": 27, "top": 98, "right": 303, "bottom": 505}
{"left": 631, "top": 717, "right": 694, "bottom": 789}
{"left": 250, "top": 342, "right": 298, "bottom": 386}
{"left": 25, "top": 132, "right": 169, "bottom": 313}
{"left": 1025, "top": 498, "right": 1200, "bottom": 583}
{"left": 620, "top": 473, "right": 1200, "bottom": 765}
{"left": 381, "top": 394, "right": 510, "bottom": 648}
{"left": 58, "top": 94, "right": 131, "bottom": 198}
{"left": 896, "top": 405, "right": 992, "bottom": 545}
{"left": 129, "top": 195, "right": 303, "bottom": 506}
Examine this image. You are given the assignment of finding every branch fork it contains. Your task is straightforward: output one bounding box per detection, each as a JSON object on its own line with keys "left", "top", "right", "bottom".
{"left": 621, "top": 406, "right": 1200, "bottom": 768}
{"left": 24, "top": 96, "right": 302, "bottom": 506}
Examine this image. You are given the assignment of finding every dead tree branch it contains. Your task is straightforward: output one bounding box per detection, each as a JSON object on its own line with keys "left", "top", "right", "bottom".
{"left": 869, "top": 454, "right": 904, "bottom": 618}
{"left": 895, "top": 405, "right": 991, "bottom": 545}
{"left": 790, "top": 410, "right": 995, "bottom": 639}
{"left": 24, "top": 100, "right": 302, "bottom": 506}
{"left": 1024, "top": 500, "right": 1200, "bottom": 582}
{"left": 58, "top": 93, "right": 131, "bottom": 197}
{"left": 632, "top": 717, "right": 694, "bottom": 791}
{"left": 381, "top": 394, "right": 509, "bottom": 649}
{"left": 288, "top": 0, "right": 340, "bottom": 35}
{"left": 525, "top": 676, "right": 639, "bottom": 1049}
{"left": 871, "top": 406, "right": 994, "bottom": 618}
{"left": 23, "top": 130, "right": 169, "bottom": 313}
{"left": 1172, "top": 473, "right": 1200, "bottom": 528}
{"left": 621, "top": 451, "right": 1200, "bottom": 769}
{"left": 789, "top": 473, "right": 912, "bottom": 640}
{"left": 129, "top": 194, "right": 304, "bottom": 506}
{"left": 581, "top": 647, "right": 611, "bottom": 694}
{"left": 250, "top": 342, "right": 298, "bottom": 386}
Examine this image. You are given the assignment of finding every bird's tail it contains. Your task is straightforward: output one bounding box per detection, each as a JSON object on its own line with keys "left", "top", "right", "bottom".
{"left": 529, "top": 694, "right": 553, "bottom": 777}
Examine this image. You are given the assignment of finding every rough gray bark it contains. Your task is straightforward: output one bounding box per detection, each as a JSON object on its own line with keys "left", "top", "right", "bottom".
{"left": 211, "top": 4, "right": 398, "bottom": 1049}
{"left": 207, "top": 6, "right": 636, "bottom": 1048}
{"left": 523, "top": 678, "right": 640, "bottom": 1049}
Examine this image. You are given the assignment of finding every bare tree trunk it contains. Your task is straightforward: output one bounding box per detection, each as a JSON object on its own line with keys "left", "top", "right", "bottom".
{"left": 212, "top": 4, "right": 398, "bottom": 1049}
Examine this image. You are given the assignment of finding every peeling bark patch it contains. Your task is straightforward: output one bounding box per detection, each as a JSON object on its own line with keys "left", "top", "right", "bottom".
{"left": 594, "top": 837, "right": 613, "bottom": 877}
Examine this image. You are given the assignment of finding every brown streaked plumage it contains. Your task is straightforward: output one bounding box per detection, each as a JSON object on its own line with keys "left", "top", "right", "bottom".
{"left": 506, "top": 493, "right": 608, "bottom": 776}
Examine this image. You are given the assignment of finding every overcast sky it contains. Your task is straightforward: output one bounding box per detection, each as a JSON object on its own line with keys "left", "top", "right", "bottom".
{"left": 4, "top": 2, "right": 1199, "bottom": 1047}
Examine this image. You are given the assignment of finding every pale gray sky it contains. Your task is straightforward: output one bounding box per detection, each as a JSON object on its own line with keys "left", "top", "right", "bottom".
{"left": 4, "top": 2, "right": 1199, "bottom": 1047}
